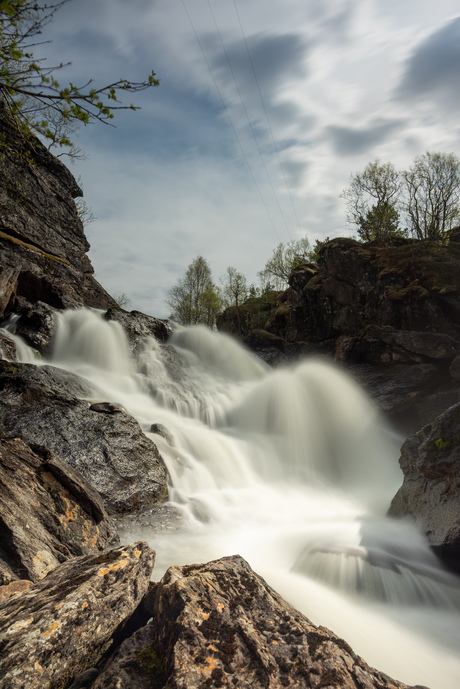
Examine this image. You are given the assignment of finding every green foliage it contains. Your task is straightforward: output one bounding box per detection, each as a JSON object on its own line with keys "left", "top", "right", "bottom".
{"left": 258, "top": 235, "right": 311, "bottom": 290}
{"left": 220, "top": 266, "right": 248, "bottom": 334}
{"left": 403, "top": 152, "right": 460, "bottom": 240}
{"left": 167, "top": 255, "right": 222, "bottom": 328}
{"left": 309, "top": 236, "right": 330, "bottom": 263}
{"left": 0, "top": 0, "right": 159, "bottom": 148}
{"left": 341, "top": 160, "right": 402, "bottom": 241}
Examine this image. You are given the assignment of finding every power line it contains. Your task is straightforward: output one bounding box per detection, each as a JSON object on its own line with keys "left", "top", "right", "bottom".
{"left": 206, "top": 0, "right": 292, "bottom": 240}
{"left": 232, "top": 0, "right": 304, "bottom": 235}
{"left": 180, "top": 0, "right": 281, "bottom": 241}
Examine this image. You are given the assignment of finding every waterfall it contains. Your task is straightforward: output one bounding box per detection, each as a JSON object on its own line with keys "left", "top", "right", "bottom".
{"left": 9, "top": 308, "right": 460, "bottom": 689}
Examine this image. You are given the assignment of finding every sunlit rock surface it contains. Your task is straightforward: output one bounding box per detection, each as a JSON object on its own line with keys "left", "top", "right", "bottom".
{"left": 94, "top": 555, "right": 419, "bottom": 689}
{"left": 0, "top": 436, "right": 118, "bottom": 584}
{"left": 0, "top": 542, "right": 154, "bottom": 689}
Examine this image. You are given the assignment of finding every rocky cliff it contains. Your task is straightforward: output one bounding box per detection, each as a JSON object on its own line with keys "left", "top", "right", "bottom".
{"left": 0, "top": 110, "right": 457, "bottom": 688}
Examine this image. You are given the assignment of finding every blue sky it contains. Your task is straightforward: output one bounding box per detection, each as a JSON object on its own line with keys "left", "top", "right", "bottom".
{"left": 38, "top": 0, "right": 460, "bottom": 317}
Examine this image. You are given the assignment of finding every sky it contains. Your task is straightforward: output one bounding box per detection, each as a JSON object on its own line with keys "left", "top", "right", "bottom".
{"left": 36, "top": 0, "right": 460, "bottom": 318}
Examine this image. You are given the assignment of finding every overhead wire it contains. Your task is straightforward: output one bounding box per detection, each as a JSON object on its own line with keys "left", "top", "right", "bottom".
{"left": 180, "top": 0, "right": 282, "bottom": 241}
{"left": 206, "top": 0, "right": 293, "bottom": 240}
{"left": 180, "top": 0, "right": 281, "bottom": 241}
{"left": 232, "top": 0, "right": 303, "bottom": 234}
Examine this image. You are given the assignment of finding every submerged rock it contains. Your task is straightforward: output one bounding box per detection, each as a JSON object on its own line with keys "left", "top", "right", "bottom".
{"left": 0, "top": 361, "right": 168, "bottom": 514}
{"left": 94, "top": 554, "right": 418, "bottom": 689}
{"left": 0, "top": 542, "right": 155, "bottom": 689}
{"left": 389, "top": 402, "right": 460, "bottom": 573}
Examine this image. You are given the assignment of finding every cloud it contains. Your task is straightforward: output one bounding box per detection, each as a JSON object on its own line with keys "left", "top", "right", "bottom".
{"left": 397, "top": 16, "right": 460, "bottom": 107}
{"left": 326, "top": 120, "right": 404, "bottom": 156}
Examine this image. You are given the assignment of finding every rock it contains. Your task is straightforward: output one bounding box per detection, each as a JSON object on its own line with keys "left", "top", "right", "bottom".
{"left": 349, "top": 326, "right": 459, "bottom": 365}
{"left": 12, "top": 300, "right": 57, "bottom": 353}
{"left": 0, "top": 580, "right": 33, "bottom": 603}
{"left": 116, "top": 554, "right": 415, "bottom": 689}
{"left": 91, "top": 621, "right": 158, "bottom": 689}
{"left": 450, "top": 354, "right": 460, "bottom": 380}
{"left": 0, "top": 436, "right": 118, "bottom": 582}
{"left": 0, "top": 361, "right": 168, "bottom": 514}
{"left": 388, "top": 402, "right": 460, "bottom": 573}
{"left": 104, "top": 308, "right": 172, "bottom": 345}
{"left": 0, "top": 106, "right": 117, "bottom": 317}
{"left": 0, "top": 267, "right": 18, "bottom": 319}
{"left": 0, "top": 332, "right": 17, "bottom": 361}
{"left": 0, "top": 542, "right": 155, "bottom": 689}
{"left": 350, "top": 362, "right": 439, "bottom": 415}
{"left": 89, "top": 402, "right": 123, "bottom": 414}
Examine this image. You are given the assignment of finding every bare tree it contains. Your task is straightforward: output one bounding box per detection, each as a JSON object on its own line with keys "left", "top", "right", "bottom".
{"left": 402, "top": 152, "right": 460, "bottom": 239}
{"left": 341, "top": 160, "right": 402, "bottom": 240}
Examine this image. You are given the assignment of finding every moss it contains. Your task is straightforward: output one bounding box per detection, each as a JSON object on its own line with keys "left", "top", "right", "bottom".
{"left": 0, "top": 229, "right": 70, "bottom": 265}
{"left": 433, "top": 438, "right": 452, "bottom": 451}
{"left": 136, "top": 646, "right": 168, "bottom": 689}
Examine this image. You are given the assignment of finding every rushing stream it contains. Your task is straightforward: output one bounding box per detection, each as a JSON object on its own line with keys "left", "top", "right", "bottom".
{"left": 4, "top": 308, "right": 460, "bottom": 688}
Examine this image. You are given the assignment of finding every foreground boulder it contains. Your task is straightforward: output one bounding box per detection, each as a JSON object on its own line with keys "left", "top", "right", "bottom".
{"left": 0, "top": 436, "right": 118, "bottom": 584}
{"left": 0, "top": 361, "right": 168, "bottom": 514}
{"left": 94, "top": 555, "right": 417, "bottom": 689}
{"left": 388, "top": 402, "right": 460, "bottom": 573}
{"left": 0, "top": 542, "right": 154, "bottom": 689}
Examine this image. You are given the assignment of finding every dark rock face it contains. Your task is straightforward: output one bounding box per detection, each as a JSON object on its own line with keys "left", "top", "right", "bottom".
{"left": 104, "top": 308, "right": 172, "bottom": 346}
{"left": 388, "top": 402, "right": 460, "bottom": 573}
{"left": 0, "top": 106, "right": 117, "bottom": 318}
{"left": 0, "top": 541, "right": 155, "bottom": 689}
{"left": 98, "top": 555, "right": 416, "bottom": 689}
{"left": 0, "top": 361, "right": 168, "bottom": 514}
{"left": 0, "top": 436, "right": 118, "bottom": 584}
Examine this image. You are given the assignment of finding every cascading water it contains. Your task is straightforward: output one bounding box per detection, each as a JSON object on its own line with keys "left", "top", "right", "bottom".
{"left": 7, "top": 308, "right": 460, "bottom": 688}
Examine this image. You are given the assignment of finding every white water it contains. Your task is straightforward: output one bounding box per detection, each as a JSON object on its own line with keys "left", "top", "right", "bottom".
{"left": 6, "top": 308, "right": 460, "bottom": 688}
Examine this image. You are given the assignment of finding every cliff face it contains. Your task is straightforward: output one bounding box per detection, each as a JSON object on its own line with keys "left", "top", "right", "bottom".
{"left": 0, "top": 104, "right": 117, "bottom": 318}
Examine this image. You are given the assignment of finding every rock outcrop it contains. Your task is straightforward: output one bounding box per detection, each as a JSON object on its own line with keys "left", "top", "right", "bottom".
{"left": 0, "top": 104, "right": 117, "bottom": 318}
{"left": 94, "top": 554, "right": 418, "bottom": 689}
{"left": 0, "top": 361, "right": 168, "bottom": 514}
{"left": 0, "top": 542, "right": 155, "bottom": 689}
{"left": 0, "top": 436, "right": 118, "bottom": 585}
{"left": 388, "top": 402, "right": 460, "bottom": 573}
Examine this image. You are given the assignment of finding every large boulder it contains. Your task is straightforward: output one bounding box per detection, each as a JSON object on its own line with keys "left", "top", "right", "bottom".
{"left": 94, "top": 555, "right": 419, "bottom": 689}
{"left": 0, "top": 361, "right": 168, "bottom": 514}
{"left": 0, "top": 542, "right": 154, "bottom": 689}
{"left": 0, "top": 436, "right": 118, "bottom": 584}
{"left": 388, "top": 402, "right": 460, "bottom": 573}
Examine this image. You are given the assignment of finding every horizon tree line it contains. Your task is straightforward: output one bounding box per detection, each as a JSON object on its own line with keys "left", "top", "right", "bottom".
{"left": 168, "top": 150, "right": 460, "bottom": 328}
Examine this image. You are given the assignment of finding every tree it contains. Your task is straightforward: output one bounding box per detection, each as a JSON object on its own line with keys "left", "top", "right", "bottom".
{"left": 0, "top": 1, "right": 159, "bottom": 149}
{"left": 167, "top": 256, "right": 222, "bottom": 328}
{"left": 341, "top": 160, "right": 402, "bottom": 241}
{"left": 221, "top": 267, "right": 247, "bottom": 309}
{"left": 258, "top": 236, "right": 311, "bottom": 290}
{"left": 402, "top": 152, "right": 460, "bottom": 240}
{"left": 220, "top": 266, "right": 247, "bottom": 334}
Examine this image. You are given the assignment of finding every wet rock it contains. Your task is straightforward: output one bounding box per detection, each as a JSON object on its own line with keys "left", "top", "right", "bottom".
{"left": 0, "top": 436, "right": 118, "bottom": 582}
{"left": 104, "top": 308, "right": 172, "bottom": 345}
{"left": 12, "top": 300, "right": 57, "bottom": 353}
{"left": 0, "top": 332, "right": 17, "bottom": 361}
{"left": 349, "top": 326, "right": 459, "bottom": 365}
{"left": 0, "top": 267, "right": 18, "bottom": 318}
{"left": 0, "top": 362, "right": 168, "bottom": 514}
{"left": 0, "top": 542, "right": 155, "bottom": 689}
{"left": 89, "top": 402, "right": 122, "bottom": 414}
{"left": 388, "top": 402, "right": 460, "bottom": 573}
{"left": 350, "top": 362, "right": 439, "bottom": 415}
{"left": 129, "top": 554, "right": 415, "bottom": 689}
